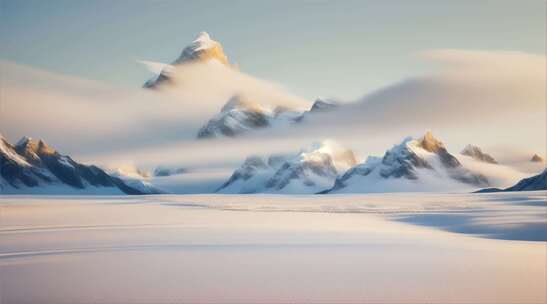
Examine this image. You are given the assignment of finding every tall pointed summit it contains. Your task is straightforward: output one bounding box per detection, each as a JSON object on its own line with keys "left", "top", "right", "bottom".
{"left": 144, "top": 32, "right": 230, "bottom": 88}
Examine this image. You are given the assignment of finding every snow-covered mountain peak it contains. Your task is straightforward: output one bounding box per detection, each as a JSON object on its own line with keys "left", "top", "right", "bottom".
{"left": 377, "top": 137, "right": 432, "bottom": 180}
{"left": 217, "top": 141, "right": 357, "bottom": 194}
{"left": 16, "top": 136, "right": 34, "bottom": 147}
{"left": 198, "top": 94, "right": 340, "bottom": 139}
{"left": 411, "top": 132, "right": 461, "bottom": 168}
{"left": 197, "top": 95, "right": 271, "bottom": 138}
{"left": 417, "top": 131, "right": 445, "bottom": 153}
{"left": 300, "top": 140, "right": 357, "bottom": 173}
{"left": 15, "top": 136, "right": 56, "bottom": 158}
{"left": 1, "top": 136, "right": 159, "bottom": 194}
{"left": 197, "top": 94, "right": 307, "bottom": 139}
{"left": 143, "top": 32, "right": 229, "bottom": 88}
{"left": 361, "top": 133, "right": 441, "bottom": 163}
{"left": 327, "top": 133, "right": 489, "bottom": 194}
{"left": 175, "top": 31, "right": 229, "bottom": 65}
{"left": 192, "top": 32, "right": 214, "bottom": 51}
{"left": 1, "top": 135, "right": 30, "bottom": 167}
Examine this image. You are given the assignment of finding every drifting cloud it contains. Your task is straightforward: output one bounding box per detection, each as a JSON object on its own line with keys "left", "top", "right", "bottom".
{"left": 297, "top": 50, "right": 545, "bottom": 154}
{"left": 0, "top": 60, "right": 309, "bottom": 157}
{"left": 153, "top": 60, "right": 310, "bottom": 111}
{"left": 0, "top": 50, "right": 544, "bottom": 176}
{"left": 138, "top": 60, "right": 175, "bottom": 75}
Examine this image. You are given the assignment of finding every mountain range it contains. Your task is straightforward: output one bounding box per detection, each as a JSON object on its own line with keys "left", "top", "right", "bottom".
{"left": 2, "top": 32, "right": 544, "bottom": 195}
{"left": 216, "top": 132, "right": 545, "bottom": 194}
{"left": 0, "top": 135, "right": 159, "bottom": 195}
{"left": 217, "top": 140, "right": 356, "bottom": 194}
{"left": 2, "top": 131, "right": 544, "bottom": 195}
{"left": 324, "top": 132, "right": 490, "bottom": 193}
{"left": 198, "top": 95, "right": 338, "bottom": 138}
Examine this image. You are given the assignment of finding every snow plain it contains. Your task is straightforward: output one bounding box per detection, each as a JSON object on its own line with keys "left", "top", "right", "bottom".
{"left": 0, "top": 192, "right": 545, "bottom": 303}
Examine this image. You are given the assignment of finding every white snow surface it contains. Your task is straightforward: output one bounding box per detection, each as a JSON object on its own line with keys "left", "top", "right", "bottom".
{"left": 0, "top": 192, "right": 545, "bottom": 303}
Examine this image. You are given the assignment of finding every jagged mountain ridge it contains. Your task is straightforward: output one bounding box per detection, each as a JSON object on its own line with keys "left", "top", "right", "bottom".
{"left": 217, "top": 141, "right": 357, "bottom": 194}
{"left": 197, "top": 95, "right": 305, "bottom": 138}
{"left": 0, "top": 135, "right": 158, "bottom": 194}
{"left": 198, "top": 96, "right": 337, "bottom": 138}
{"left": 325, "top": 132, "right": 489, "bottom": 194}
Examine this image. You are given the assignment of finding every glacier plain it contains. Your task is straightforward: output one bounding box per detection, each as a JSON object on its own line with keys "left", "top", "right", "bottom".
{"left": 0, "top": 191, "right": 545, "bottom": 303}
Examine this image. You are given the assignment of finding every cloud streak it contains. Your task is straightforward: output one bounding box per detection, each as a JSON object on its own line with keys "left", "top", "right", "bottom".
{"left": 1, "top": 50, "right": 544, "bottom": 176}
{"left": 0, "top": 60, "right": 309, "bottom": 156}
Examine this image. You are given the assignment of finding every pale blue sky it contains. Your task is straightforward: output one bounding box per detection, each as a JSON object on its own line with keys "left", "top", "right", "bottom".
{"left": 1, "top": 0, "right": 544, "bottom": 100}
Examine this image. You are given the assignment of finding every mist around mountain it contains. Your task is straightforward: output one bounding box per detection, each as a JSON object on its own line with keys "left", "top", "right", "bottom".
{"left": 141, "top": 32, "right": 336, "bottom": 139}
{"left": 217, "top": 140, "right": 356, "bottom": 194}
{"left": 530, "top": 154, "right": 544, "bottom": 163}
{"left": 461, "top": 144, "right": 497, "bottom": 164}
{"left": 1, "top": 32, "right": 544, "bottom": 195}
{"left": 197, "top": 96, "right": 338, "bottom": 138}
{"left": 325, "top": 132, "right": 490, "bottom": 194}
{"left": 476, "top": 168, "right": 547, "bottom": 193}
{"left": 3, "top": 129, "right": 536, "bottom": 195}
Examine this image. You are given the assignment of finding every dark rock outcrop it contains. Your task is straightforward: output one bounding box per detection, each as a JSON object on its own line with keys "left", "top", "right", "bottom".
{"left": 1, "top": 135, "right": 158, "bottom": 194}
